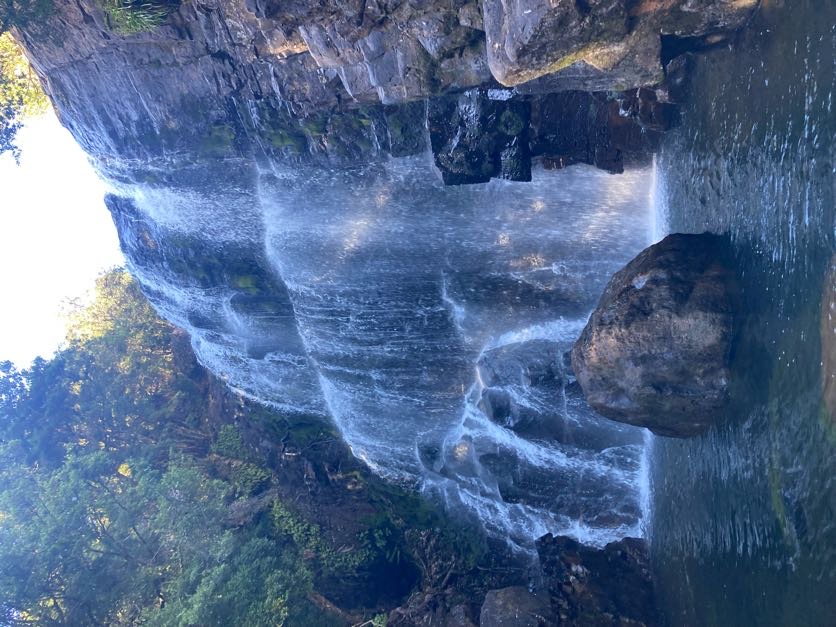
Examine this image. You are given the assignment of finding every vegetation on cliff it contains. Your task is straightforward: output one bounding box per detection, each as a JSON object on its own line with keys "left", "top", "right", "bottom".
{"left": 97, "top": 1, "right": 178, "bottom": 35}
{"left": 0, "top": 270, "right": 505, "bottom": 625}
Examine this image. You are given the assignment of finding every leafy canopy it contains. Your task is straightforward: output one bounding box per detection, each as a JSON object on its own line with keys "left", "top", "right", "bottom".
{"left": 0, "top": 271, "right": 316, "bottom": 625}
{"left": 0, "top": 31, "right": 48, "bottom": 160}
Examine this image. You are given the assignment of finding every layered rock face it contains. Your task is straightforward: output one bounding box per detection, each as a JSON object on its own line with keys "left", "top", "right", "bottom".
{"left": 482, "top": 0, "right": 757, "bottom": 89}
{"left": 571, "top": 233, "right": 739, "bottom": 437}
{"left": 14, "top": 0, "right": 754, "bottom": 178}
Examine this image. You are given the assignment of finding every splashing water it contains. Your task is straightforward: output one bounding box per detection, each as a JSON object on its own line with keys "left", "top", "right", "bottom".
{"left": 109, "top": 153, "right": 656, "bottom": 550}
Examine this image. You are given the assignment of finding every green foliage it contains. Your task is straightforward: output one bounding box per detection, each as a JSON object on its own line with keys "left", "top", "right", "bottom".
{"left": 97, "top": 0, "right": 177, "bottom": 35}
{"left": 230, "top": 461, "right": 271, "bottom": 496}
{"left": 212, "top": 424, "right": 248, "bottom": 459}
{"left": 145, "top": 536, "right": 312, "bottom": 627}
{"left": 0, "top": 270, "right": 325, "bottom": 625}
{"left": 0, "top": 31, "right": 48, "bottom": 160}
{"left": 0, "top": 0, "right": 53, "bottom": 33}
{"left": 0, "top": 269, "right": 442, "bottom": 624}
{"left": 272, "top": 500, "right": 371, "bottom": 573}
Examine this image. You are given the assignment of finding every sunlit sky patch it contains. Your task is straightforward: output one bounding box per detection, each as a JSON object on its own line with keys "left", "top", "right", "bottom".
{"left": 0, "top": 111, "right": 124, "bottom": 367}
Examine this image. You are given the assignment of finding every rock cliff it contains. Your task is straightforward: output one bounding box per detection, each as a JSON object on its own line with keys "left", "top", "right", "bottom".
{"left": 13, "top": 0, "right": 755, "bottom": 180}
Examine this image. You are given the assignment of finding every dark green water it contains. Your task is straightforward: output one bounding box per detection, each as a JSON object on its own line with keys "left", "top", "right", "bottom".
{"left": 651, "top": 1, "right": 835, "bottom": 625}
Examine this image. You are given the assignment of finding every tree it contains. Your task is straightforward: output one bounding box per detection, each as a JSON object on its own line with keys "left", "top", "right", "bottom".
{"left": 0, "top": 30, "right": 48, "bottom": 160}
{"left": 0, "top": 271, "right": 324, "bottom": 625}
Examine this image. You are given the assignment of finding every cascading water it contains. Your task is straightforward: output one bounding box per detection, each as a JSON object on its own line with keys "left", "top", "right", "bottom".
{"left": 108, "top": 155, "right": 656, "bottom": 549}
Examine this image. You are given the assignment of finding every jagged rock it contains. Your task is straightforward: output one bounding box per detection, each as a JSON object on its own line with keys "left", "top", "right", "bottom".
{"left": 571, "top": 233, "right": 739, "bottom": 437}
{"left": 476, "top": 340, "right": 565, "bottom": 433}
{"left": 15, "top": 0, "right": 753, "bottom": 173}
{"left": 529, "top": 90, "right": 666, "bottom": 174}
{"left": 536, "top": 534, "right": 657, "bottom": 626}
{"left": 479, "top": 586, "right": 553, "bottom": 627}
{"left": 482, "top": 0, "right": 758, "bottom": 89}
{"left": 427, "top": 89, "right": 532, "bottom": 185}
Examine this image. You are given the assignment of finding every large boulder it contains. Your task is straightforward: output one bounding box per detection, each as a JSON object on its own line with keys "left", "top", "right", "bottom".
{"left": 571, "top": 233, "right": 739, "bottom": 437}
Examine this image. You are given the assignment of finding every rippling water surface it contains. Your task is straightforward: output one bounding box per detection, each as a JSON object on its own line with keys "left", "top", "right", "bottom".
{"left": 651, "top": 1, "right": 835, "bottom": 624}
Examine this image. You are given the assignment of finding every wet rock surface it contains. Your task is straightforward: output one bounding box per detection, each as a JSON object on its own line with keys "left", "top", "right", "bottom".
{"left": 15, "top": 0, "right": 750, "bottom": 179}
{"left": 482, "top": 0, "right": 758, "bottom": 89}
{"left": 428, "top": 88, "right": 670, "bottom": 184}
{"left": 536, "top": 534, "right": 658, "bottom": 626}
{"left": 428, "top": 90, "right": 532, "bottom": 185}
{"left": 571, "top": 233, "right": 739, "bottom": 437}
{"left": 476, "top": 340, "right": 566, "bottom": 435}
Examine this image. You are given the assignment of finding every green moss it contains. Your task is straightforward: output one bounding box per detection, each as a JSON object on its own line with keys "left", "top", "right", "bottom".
{"left": 199, "top": 124, "right": 236, "bottom": 156}
{"left": 365, "top": 479, "right": 487, "bottom": 572}
{"left": 498, "top": 109, "right": 524, "bottom": 136}
{"left": 230, "top": 274, "right": 257, "bottom": 291}
{"left": 266, "top": 128, "right": 306, "bottom": 152}
{"left": 230, "top": 461, "right": 271, "bottom": 496}
{"left": 300, "top": 115, "right": 328, "bottom": 137}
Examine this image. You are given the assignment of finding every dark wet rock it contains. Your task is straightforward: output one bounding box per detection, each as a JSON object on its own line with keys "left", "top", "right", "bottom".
{"left": 386, "top": 528, "right": 493, "bottom": 627}
{"left": 428, "top": 88, "right": 674, "bottom": 182}
{"left": 571, "top": 233, "right": 739, "bottom": 437}
{"left": 479, "top": 341, "right": 566, "bottom": 390}
{"left": 536, "top": 534, "right": 657, "bottom": 626}
{"left": 389, "top": 594, "right": 479, "bottom": 627}
{"left": 479, "top": 586, "right": 553, "bottom": 627}
{"left": 477, "top": 340, "right": 564, "bottom": 433}
{"left": 616, "top": 88, "right": 679, "bottom": 133}
{"left": 428, "top": 90, "right": 532, "bottom": 185}
{"left": 482, "top": 0, "right": 758, "bottom": 89}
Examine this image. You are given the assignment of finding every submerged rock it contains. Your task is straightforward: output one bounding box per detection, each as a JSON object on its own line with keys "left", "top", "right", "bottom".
{"left": 536, "top": 534, "right": 657, "bottom": 626}
{"left": 477, "top": 340, "right": 565, "bottom": 432}
{"left": 571, "top": 233, "right": 739, "bottom": 437}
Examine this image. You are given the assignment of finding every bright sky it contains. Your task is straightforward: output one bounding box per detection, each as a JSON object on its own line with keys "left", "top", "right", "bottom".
{"left": 0, "top": 111, "right": 124, "bottom": 367}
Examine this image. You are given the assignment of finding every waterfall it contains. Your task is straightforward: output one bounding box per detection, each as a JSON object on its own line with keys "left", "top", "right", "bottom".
{"left": 110, "top": 156, "right": 657, "bottom": 549}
